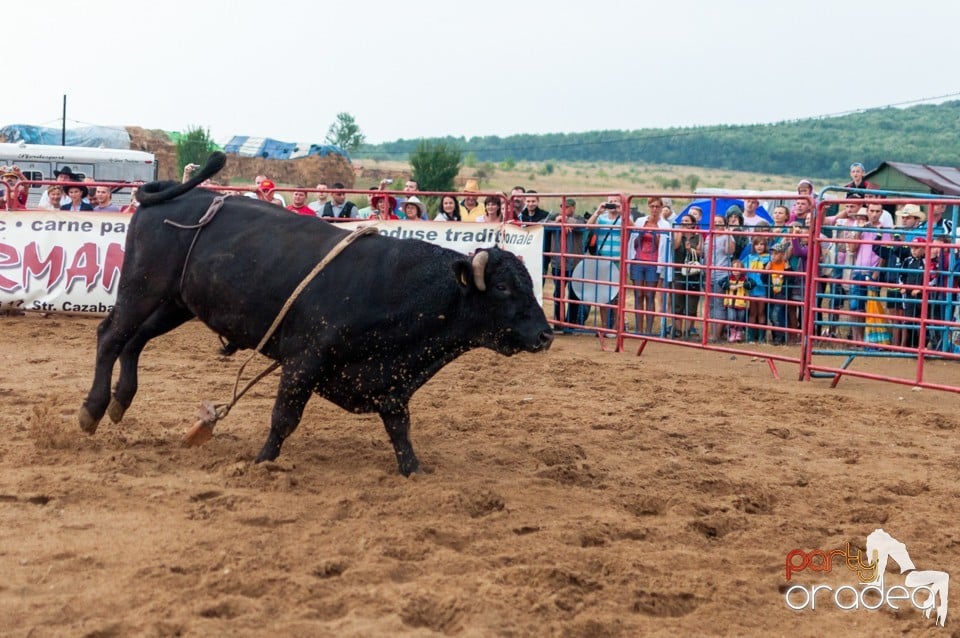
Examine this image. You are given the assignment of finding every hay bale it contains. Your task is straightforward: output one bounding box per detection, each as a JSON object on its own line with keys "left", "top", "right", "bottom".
{"left": 124, "top": 126, "right": 356, "bottom": 188}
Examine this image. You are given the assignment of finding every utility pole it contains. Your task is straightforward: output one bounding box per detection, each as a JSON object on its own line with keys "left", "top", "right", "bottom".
{"left": 61, "top": 95, "right": 66, "bottom": 146}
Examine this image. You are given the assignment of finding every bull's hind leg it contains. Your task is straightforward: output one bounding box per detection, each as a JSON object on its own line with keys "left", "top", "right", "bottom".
{"left": 255, "top": 365, "right": 315, "bottom": 463}
{"left": 380, "top": 404, "right": 420, "bottom": 476}
{"left": 79, "top": 299, "right": 167, "bottom": 434}
{"left": 108, "top": 302, "right": 195, "bottom": 424}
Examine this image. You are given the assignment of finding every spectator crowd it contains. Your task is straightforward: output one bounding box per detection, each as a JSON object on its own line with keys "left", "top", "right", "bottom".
{"left": 3, "top": 161, "right": 958, "bottom": 353}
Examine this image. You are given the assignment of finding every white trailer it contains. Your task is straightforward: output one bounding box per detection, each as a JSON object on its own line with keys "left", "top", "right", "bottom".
{"left": 0, "top": 142, "right": 157, "bottom": 207}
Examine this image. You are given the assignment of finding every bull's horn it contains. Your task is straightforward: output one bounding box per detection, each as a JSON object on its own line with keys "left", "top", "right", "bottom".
{"left": 472, "top": 251, "right": 489, "bottom": 291}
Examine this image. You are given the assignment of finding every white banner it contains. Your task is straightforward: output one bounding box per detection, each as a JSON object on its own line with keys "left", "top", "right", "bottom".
{"left": 0, "top": 213, "right": 544, "bottom": 316}
{"left": 0, "top": 211, "right": 129, "bottom": 315}
{"left": 338, "top": 220, "right": 544, "bottom": 303}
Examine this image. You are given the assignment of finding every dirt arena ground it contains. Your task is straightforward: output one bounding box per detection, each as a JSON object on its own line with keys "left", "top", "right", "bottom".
{"left": 1, "top": 314, "right": 958, "bottom": 637}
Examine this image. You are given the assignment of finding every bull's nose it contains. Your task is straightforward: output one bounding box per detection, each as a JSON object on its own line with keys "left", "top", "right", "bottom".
{"left": 538, "top": 330, "right": 554, "bottom": 350}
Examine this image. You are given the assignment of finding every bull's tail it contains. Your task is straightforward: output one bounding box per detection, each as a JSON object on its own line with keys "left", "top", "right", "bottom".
{"left": 136, "top": 152, "right": 227, "bottom": 208}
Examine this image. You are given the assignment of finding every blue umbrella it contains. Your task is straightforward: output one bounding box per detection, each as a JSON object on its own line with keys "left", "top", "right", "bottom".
{"left": 676, "top": 198, "right": 772, "bottom": 228}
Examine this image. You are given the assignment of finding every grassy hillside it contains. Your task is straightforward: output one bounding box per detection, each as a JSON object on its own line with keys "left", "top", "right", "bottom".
{"left": 357, "top": 100, "right": 960, "bottom": 182}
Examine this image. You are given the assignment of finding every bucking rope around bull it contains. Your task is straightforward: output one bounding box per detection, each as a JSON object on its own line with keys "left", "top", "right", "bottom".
{"left": 182, "top": 224, "right": 380, "bottom": 447}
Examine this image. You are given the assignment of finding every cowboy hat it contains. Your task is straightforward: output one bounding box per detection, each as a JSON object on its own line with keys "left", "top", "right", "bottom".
{"left": 64, "top": 182, "right": 89, "bottom": 198}
{"left": 402, "top": 196, "right": 426, "bottom": 217}
{"left": 462, "top": 179, "right": 480, "bottom": 193}
{"left": 896, "top": 203, "right": 927, "bottom": 222}
{"left": 54, "top": 166, "right": 78, "bottom": 179}
{"left": 371, "top": 194, "right": 398, "bottom": 210}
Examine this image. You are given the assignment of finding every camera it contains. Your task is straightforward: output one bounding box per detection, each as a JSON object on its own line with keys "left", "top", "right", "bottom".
{"left": 602, "top": 202, "right": 618, "bottom": 210}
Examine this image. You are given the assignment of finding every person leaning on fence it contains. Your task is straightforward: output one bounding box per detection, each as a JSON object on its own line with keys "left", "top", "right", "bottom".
{"left": 509, "top": 186, "right": 526, "bottom": 220}
{"left": 848, "top": 203, "right": 891, "bottom": 343}
{"left": 792, "top": 179, "right": 817, "bottom": 220}
{"left": 587, "top": 197, "right": 623, "bottom": 332}
{"left": 38, "top": 166, "right": 81, "bottom": 209}
{"left": 402, "top": 196, "right": 426, "bottom": 221}
{"left": 1, "top": 167, "right": 28, "bottom": 210}
{"left": 355, "top": 186, "right": 381, "bottom": 219}
{"left": 459, "top": 179, "right": 484, "bottom": 222}
{"left": 93, "top": 186, "right": 121, "bottom": 212}
{"left": 745, "top": 233, "right": 771, "bottom": 343}
{"left": 823, "top": 193, "right": 864, "bottom": 331}
{"left": 476, "top": 196, "right": 503, "bottom": 223}
{"left": 922, "top": 235, "right": 952, "bottom": 350}
{"left": 628, "top": 197, "right": 669, "bottom": 334}
{"left": 742, "top": 197, "right": 767, "bottom": 228}
{"left": 520, "top": 191, "right": 552, "bottom": 284}
{"left": 308, "top": 183, "right": 329, "bottom": 215}
{"left": 40, "top": 185, "right": 64, "bottom": 210}
{"left": 121, "top": 185, "right": 141, "bottom": 214}
{"left": 286, "top": 189, "right": 315, "bottom": 216}
{"left": 874, "top": 204, "right": 925, "bottom": 346}
{"left": 898, "top": 237, "right": 929, "bottom": 348}
{"left": 917, "top": 202, "right": 955, "bottom": 239}
{"left": 321, "top": 183, "right": 357, "bottom": 219}
{"left": 724, "top": 205, "right": 749, "bottom": 259}
{"left": 369, "top": 194, "right": 399, "bottom": 220}
{"left": 670, "top": 216, "right": 703, "bottom": 339}
{"left": 60, "top": 183, "right": 93, "bottom": 211}
{"left": 435, "top": 194, "right": 462, "bottom": 221}
{"left": 716, "top": 260, "right": 753, "bottom": 342}
{"left": 706, "top": 214, "right": 735, "bottom": 342}
{"left": 764, "top": 243, "right": 791, "bottom": 345}
{"left": 783, "top": 220, "right": 807, "bottom": 343}
{"left": 393, "top": 179, "right": 418, "bottom": 217}
{"left": 547, "top": 198, "right": 587, "bottom": 326}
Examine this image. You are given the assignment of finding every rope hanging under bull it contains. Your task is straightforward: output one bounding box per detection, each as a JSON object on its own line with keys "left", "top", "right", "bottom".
{"left": 181, "top": 224, "right": 380, "bottom": 447}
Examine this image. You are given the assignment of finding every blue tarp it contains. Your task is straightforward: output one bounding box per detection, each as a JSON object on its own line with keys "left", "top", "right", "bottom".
{"left": 223, "top": 136, "right": 349, "bottom": 161}
{"left": 677, "top": 198, "right": 772, "bottom": 228}
{"left": 0, "top": 124, "right": 130, "bottom": 148}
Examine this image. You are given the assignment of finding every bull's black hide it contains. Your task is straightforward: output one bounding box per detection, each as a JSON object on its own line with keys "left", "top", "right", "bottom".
{"left": 78, "top": 153, "right": 553, "bottom": 475}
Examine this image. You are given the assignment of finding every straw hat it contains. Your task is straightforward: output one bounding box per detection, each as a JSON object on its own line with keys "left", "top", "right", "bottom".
{"left": 896, "top": 204, "right": 927, "bottom": 223}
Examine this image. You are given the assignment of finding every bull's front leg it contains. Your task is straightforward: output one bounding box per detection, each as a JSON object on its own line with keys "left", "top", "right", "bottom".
{"left": 256, "top": 365, "right": 314, "bottom": 463}
{"left": 380, "top": 404, "right": 420, "bottom": 476}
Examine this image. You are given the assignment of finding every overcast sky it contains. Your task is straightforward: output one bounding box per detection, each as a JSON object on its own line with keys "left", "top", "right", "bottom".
{"left": 11, "top": 1, "right": 960, "bottom": 146}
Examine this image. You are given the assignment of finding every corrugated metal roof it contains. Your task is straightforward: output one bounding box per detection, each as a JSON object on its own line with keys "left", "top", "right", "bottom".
{"left": 872, "top": 161, "right": 960, "bottom": 195}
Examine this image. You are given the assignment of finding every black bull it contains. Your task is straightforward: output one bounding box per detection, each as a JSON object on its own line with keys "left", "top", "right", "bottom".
{"left": 78, "top": 153, "right": 553, "bottom": 475}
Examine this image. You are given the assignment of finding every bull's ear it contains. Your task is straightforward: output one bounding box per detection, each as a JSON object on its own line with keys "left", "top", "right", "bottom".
{"left": 452, "top": 260, "right": 472, "bottom": 289}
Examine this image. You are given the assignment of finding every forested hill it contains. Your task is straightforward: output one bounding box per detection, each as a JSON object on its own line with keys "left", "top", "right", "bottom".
{"left": 358, "top": 101, "right": 960, "bottom": 178}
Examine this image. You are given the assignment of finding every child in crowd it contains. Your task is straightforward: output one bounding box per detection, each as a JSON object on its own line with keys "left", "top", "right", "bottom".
{"left": 765, "top": 244, "right": 790, "bottom": 345}
{"left": 899, "top": 238, "right": 927, "bottom": 349}
{"left": 745, "top": 236, "right": 771, "bottom": 343}
{"left": 717, "top": 259, "right": 753, "bottom": 342}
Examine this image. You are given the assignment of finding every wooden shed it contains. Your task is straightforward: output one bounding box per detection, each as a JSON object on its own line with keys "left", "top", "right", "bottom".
{"left": 865, "top": 161, "right": 960, "bottom": 195}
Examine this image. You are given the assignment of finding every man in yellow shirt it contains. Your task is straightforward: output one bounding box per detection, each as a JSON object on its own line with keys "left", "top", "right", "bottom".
{"left": 459, "top": 179, "right": 485, "bottom": 222}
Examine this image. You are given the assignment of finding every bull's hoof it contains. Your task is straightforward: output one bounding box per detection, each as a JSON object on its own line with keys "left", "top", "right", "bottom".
{"left": 398, "top": 458, "right": 421, "bottom": 477}
{"left": 182, "top": 420, "right": 215, "bottom": 447}
{"left": 78, "top": 407, "right": 100, "bottom": 434}
{"left": 107, "top": 397, "right": 127, "bottom": 424}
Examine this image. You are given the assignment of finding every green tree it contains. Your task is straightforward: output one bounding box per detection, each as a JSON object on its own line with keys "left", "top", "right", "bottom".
{"left": 409, "top": 140, "right": 462, "bottom": 194}
{"left": 176, "top": 126, "right": 217, "bottom": 175}
{"left": 325, "top": 112, "right": 366, "bottom": 151}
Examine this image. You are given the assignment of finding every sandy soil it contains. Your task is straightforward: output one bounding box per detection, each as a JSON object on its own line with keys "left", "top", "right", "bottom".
{"left": 1, "top": 314, "right": 958, "bottom": 637}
